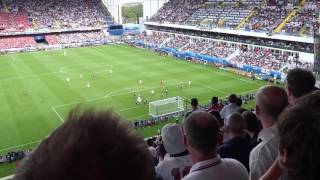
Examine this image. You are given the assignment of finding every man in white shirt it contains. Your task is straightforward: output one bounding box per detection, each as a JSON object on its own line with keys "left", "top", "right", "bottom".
{"left": 249, "top": 86, "right": 288, "bottom": 180}
{"left": 156, "top": 124, "right": 192, "bottom": 180}
{"left": 220, "top": 94, "right": 241, "bottom": 126}
{"left": 182, "top": 111, "right": 248, "bottom": 180}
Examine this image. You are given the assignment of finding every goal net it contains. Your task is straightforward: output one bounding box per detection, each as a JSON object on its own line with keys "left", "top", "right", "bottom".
{"left": 149, "top": 97, "right": 184, "bottom": 117}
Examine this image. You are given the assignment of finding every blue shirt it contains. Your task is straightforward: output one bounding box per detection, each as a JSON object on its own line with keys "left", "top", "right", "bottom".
{"left": 218, "top": 136, "right": 251, "bottom": 171}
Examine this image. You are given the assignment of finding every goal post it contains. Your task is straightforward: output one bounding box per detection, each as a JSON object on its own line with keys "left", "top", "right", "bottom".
{"left": 149, "top": 97, "right": 184, "bottom": 117}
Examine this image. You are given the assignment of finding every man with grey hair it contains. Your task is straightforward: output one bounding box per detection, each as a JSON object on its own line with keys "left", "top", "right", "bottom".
{"left": 249, "top": 86, "right": 288, "bottom": 180}
{"left": 182, "top": 111, "right": 248, "bottom": 180}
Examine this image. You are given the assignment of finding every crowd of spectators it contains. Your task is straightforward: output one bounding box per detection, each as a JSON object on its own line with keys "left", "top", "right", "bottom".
{"left": 149, "top": 0, "right": 319, "bottom": 37}
{"left": 127, "top": 31, "right": 311, "bottom": 72}
{"left": 164, "top": 35, "right": 191, "bottom": 50}
{"left": 230, "top": 49, "right": 289, "bottom": 71}
{"left": 3, "top": 0, "right": 111, "bottom": 31}
{"left": 243, "top": 6, "right": 291, "bottom": 32}
{"left": 282, "top": 1, "right": 320, "bottom": 36}
{"left": 46, "top": 31, "right": 107, "bottom": 45}
{"left": 0, "top": 36, "right": 36, "bottom": 50}
{"left": 150, "top": 0, "right": 203, "bottom": 24}
{"left": 145, "top": 26, "right": 314, "bottom": 53}
{"left": 0, "top": 11, "right": 31, "bottom": 33}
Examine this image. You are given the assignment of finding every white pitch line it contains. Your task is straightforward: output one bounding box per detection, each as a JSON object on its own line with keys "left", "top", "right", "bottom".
{"left": 51, "top": 106, "right": 64, "bottom": 122}
{"left": 0, "top": 140, "right": 41, "bottom": 152}
{"left": 52, "top": 83, "right": 185, "bottom": 109}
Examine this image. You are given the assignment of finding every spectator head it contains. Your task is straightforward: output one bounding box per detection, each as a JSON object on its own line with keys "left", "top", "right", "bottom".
{"left": 161, "top": 124, "right": 186, "bottom": 155}
{"left": 211, "top": 96, "right": 219, "bottom": 105}
{"left": 190, "top": 98, "right": 198, "bottom": 109}
{"left": 242, "top": 111, "right": 261, "bottom": 134}
{"left": 255, "top": 86, "right": 288, "bottom": 128}
{"left": 183, "top": 111, "right": 220, "bottom": 158}
{"left": 14, "top": 108, "right": 155, "bottom": 180}
{"left": 226, "top": 113, "right": 246, "bottom": 136}
{"left": 228, "top": 94, "right": 238, "bottom": 104}
{"left": 277, "top": 93, "right": 320, "bottom": 180}
{"left": 147, "top": 138, "right": 154, "bottom": 147}
{"left": 286, "top": 68, "right": 315, "bottom": 104}
{"left": 236, "top": 98, "right": 243, "bottom": 107}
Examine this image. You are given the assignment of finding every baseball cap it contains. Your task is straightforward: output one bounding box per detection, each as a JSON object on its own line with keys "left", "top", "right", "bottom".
{"left": 161, "top": 124, "right": 186, "bottom": 155}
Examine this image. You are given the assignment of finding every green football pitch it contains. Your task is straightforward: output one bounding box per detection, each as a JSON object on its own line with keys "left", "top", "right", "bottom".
{"left": 0, "top": 44, "right": 265, "bottom": 176}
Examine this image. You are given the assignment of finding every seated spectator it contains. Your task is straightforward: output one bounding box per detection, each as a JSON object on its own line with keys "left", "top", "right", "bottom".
{"left": 220, "top": 94, "right": 241, "bottom": 126}
{"left": 218, "top": 113, "right": 251, "bottom": 171}
{"left": 156, "top": 124, "right": 192, "bottom": 180}
{"left": 250, "top": 86, "right": 288, "bottom": 180}
{"left": 184, "top": 98, "right": 199, "bottom": 118}
{"left": 259, "top": 93, "right": 320, "bottom": 180}
{"left": 182, "top": 111, "right": 249, "bottom": 180}
{"left": 13, "top": 108, "right": 155, "bottom": 180}
{"left": 285, "top": 68, "right": 316, "bottom": 104}
{"left": 242, "top": 111, "right": 262, "bottom": 149}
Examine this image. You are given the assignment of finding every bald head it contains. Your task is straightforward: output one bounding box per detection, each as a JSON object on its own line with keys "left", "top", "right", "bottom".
{"left": 183, "top": 111, "right": 220, "bottom": 155}
{"left": 256, "top": 86, "right": 288, "bottom": 121}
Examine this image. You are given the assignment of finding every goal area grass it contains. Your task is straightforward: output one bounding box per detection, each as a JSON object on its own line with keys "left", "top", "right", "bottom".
{"left": 0, "top": 44, "right": 265, "bottom": 177}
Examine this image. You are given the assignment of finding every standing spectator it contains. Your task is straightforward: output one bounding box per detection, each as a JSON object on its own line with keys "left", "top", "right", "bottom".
{"left": 13, "top": 108, "right": 155, "bottom": 180}
{"left": 249, "top": 86, "right": 288, "bottom": 180}
{"left": 259, "top": 93, "right": 320, "bottom": 180}
{"left": 207, "top": 96, "right": 223, "bottom": 125}
{"left": 242, "top": 111, "right": 262, "bottom": 149}
{"left": 286, "top": 68, "right": 316, "bottom": 104}
{"left": 184, "top": 98, "right": 199, "bottom": 118}
{"left": 156, "top": 124, "right": 192, "bottom": 180}
{"left": 182, "top": 111, "right": 248, "bottom": 180}
{"left": 218, "top": 113, "right": 251, "bottom": 171}
{"left": 220, "top": 94, "right": 241, "bottom": 126}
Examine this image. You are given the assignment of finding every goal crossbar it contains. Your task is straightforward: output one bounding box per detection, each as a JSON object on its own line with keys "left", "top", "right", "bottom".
{"left": 149, "top": 97, "right": 184, "bottom": 117}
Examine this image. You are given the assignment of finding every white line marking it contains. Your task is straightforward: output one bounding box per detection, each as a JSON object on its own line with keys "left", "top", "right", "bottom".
{"left": 0, "top": 175, "right": 14, "bottom": 180}
{"left": 51, "top": 106, "right": 64, "bottom": 122}
{"left": 0, "top": 140, "right": 41, "bottom": 152}
{"left": 52, "top": 83, "right": 185, "bottom": 109}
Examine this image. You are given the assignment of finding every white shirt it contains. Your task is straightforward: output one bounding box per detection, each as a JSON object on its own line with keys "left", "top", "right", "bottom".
{"left": 249, "top": 125, "right": 282, "bottom": 180}
{"left": 220, "top": 103, "right": 241, "bottom": 125}
{"left": 156, "top": 154, "right": 192, "bottom": 180}
{"left": 182, "top": 156, "right": 248, "bottom": 180}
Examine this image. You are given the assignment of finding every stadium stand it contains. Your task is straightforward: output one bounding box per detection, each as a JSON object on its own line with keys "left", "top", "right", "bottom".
{"left": 0, "top": 11, "right": 31, "bottom": 33}
{"left": 149, "top": 0, "right": 320, "bottom": 37}
{"left": 128, "top": 31, "right": 311, "bottom": 72}
{"left": 243, "top": 6, "right": 291, "bottom": 32}
{"left": 0, "top": 36, "right": 36, "bottom": 50}
{"left": 150, "top": 0, "right": 203, "bottom": 24}
{"left": 282, "top": 1, "right": 320, "bottom": 36}
{"left": 4, "top": 0, "right": 111, "bottom": 31}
